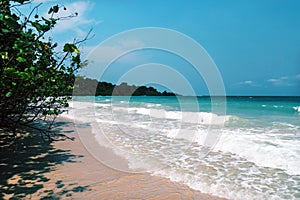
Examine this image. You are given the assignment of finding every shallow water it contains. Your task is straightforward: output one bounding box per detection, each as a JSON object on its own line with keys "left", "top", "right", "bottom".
{"left": 65, "top": 96, "right": 300, "bottom": 200}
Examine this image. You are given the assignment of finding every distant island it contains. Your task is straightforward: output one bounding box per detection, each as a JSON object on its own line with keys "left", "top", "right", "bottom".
{"left": 72, "top": 76, "right": 177, "bottom": 96}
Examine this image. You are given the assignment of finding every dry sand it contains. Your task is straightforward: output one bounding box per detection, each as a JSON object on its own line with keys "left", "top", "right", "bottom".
{"left": 0, "top": 117, "right": 226, "bottom": 199}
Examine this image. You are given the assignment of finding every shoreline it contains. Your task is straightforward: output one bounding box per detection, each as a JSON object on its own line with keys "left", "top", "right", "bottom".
{"left": 0, "top": 116, "right": 226, "bottom": 199}
{"left": 53, "top": 116, "right": 226, "bottom": 199}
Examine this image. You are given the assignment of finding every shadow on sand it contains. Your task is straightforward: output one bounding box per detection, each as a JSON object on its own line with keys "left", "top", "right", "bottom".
{"left": 0, "top": 121, "right": 90, "bottom": 199}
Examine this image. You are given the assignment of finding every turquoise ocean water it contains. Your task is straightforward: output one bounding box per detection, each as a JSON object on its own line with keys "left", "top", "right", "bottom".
{"left": 66, "top": 96, "right": 300, "bottom": 200}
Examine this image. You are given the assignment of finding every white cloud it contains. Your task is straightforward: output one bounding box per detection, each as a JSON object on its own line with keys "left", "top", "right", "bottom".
{"left": 237, "top": 80, "right": 258, "bottom": 86}
{"left": 235, "top": 80, "right": 261, "bottom": 87}
{"left": 85, "top": 39, "right": 146, "bottom": 63}
{"left": 267, "top": 78, "right": 280, "bottom": 83}
{"left": 48, "top": 1, "right": 99, "bottom": 37}
{"left": 267, "top": 76, "right": 293, "bottom": 86}
{"left": 243, "top": 80, "right": 253, "bottom": 84}
{"left": 79, "top": 39, "right": 149, "bottom": 79}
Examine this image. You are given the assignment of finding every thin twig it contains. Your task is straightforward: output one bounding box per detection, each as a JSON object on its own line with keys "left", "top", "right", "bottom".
{"left": 75, "top": 28, "right": 95, "bottom": 45}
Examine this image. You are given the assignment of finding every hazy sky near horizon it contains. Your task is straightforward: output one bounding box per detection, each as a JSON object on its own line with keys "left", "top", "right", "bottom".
{"left": 32, "top": 0, "right": 300, "bottom": 96}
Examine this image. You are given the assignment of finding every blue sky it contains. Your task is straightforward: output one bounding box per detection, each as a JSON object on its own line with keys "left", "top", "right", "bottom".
{"left": 32, "top": 0, "right": 300, "bottom": 96}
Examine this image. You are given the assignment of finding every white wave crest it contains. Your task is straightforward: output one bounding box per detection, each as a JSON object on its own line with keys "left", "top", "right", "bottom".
{"left": 293, "top": 106, "right": 300, "bottom": 113}
{"left": 130, "top": 107, "right": 228, "bottom": 125}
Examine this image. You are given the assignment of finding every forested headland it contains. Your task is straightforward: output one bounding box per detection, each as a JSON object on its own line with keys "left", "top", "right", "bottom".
{"left": 73, "top": 76, "right": 177, "bottom": 96}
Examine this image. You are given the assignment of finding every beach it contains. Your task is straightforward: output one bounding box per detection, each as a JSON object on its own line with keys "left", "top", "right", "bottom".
{"left": 1, "top": 96, "right": 299, "bottom": 199}
{"left": 64, "top": 96, "right": 299, "bottom": 200}
{"left": 0, "top": 117, "right": 224, "bottom": 199}
{"left": 1, "top": 0, "right": 300, "bottom": 199}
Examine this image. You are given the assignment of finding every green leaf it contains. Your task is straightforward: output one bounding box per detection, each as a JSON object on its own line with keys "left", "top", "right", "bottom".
{"left": 48, "top": 8, "right": 53, "bottom": 14}
{"left": 30, "top": 21, "right": 42, "bottom": 32}
{"left": 5, "top": 92, "right": 12, "bottom": 97}
{"left": 63, "top": 43, "right": 72, "bottom": 52}
{"left": 67, "top": 85, "right": 73, "bottom": 90}
{"left": 1, "top": 52, "right": 9, "bottom": 59}
{"left": 50, "top": 18, "right": 57, "bottom": 25}
{"left": 1, "top": 28, "right": 10, "bottom": 33}
{"left": 18, "top": 72, "right": 30, "bottom": 79}
{"left": 53, "top": 5, "right": 59, "bottom": 13}
{"left": 17, "top": 57, "right": 26, "bottom": 62}
{"left": 4, "top": 68, "right": 15, "bottom": 73}
{"left": 63, "top": 43, "right": 79, "bottom": 53}
{"left": 74, "top": 48, "right": 80, "bottom": 54}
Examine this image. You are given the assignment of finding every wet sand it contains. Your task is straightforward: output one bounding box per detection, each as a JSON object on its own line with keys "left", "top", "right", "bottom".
{"left": 0, "top": 117, "right": 226, "bottom": 199}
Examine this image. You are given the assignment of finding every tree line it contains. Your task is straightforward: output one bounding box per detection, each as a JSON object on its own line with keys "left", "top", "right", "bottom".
{"left": 73, "top": 76, "right": 176, "bottom": 96}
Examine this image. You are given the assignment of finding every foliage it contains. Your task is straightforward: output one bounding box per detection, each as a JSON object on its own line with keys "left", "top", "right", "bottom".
{"left": 0, "top": 0, "right": 84, "bottom": 135}
{"left": 74, "top": 76, "right": 176, "bottom": 96}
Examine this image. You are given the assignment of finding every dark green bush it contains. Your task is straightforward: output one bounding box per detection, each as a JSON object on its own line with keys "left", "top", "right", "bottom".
{"left": 0, "top": 0, "right": 84, "bottom": 135}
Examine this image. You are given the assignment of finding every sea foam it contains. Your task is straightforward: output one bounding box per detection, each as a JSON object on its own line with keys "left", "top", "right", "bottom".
{"left": 61, "top": 98, "right": 300, "bottom": 200}
{"left": 293, "top": 106, "right": 300, "bottom": 113}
